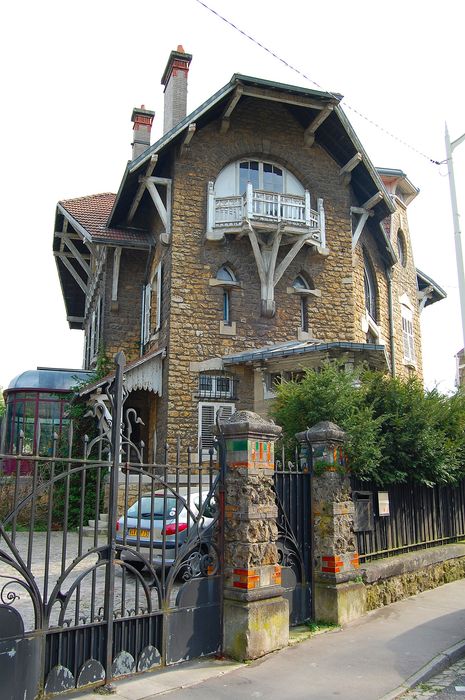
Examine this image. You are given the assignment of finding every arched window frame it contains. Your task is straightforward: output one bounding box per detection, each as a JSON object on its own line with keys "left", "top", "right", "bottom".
{"left": 361, "top": 250, "right": 383, "bottom": 344}
{"left": 214, "top": 159, "right": 306, "bottom": 198}
{"left": 292, "top": 275, "right": 310, "bottom": 332}
{"left": 209, "top": 265, "right": 240, "bottom": 335}
{"left": 397, "top": 229, "right": 407, "bottom": 267}
{"left": 363, "top": 252, "right": 378, "bottom": 322}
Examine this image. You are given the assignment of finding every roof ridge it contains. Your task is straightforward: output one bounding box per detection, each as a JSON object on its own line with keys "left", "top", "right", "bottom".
{"left": 60, "top": 192, "right": 116, "bottom": 205}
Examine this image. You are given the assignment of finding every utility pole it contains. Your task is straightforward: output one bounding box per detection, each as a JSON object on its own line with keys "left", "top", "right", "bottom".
{"left": 445, "top": 124, "right": 465, "bottom": 350}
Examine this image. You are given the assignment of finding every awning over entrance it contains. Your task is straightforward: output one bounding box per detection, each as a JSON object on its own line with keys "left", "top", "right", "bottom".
{"left": 79, "top": 348, "right": 166, "bottom": 398}
{"left": 222, "top": 339, "right": 389, "bottom": 372}
{"left": 124, "top": 349, "right": 165, "bottom": 395}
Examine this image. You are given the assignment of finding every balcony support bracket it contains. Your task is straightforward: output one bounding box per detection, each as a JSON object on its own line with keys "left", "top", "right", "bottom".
{"left": 245, "top": 220, "right": 315, "bottom": 318}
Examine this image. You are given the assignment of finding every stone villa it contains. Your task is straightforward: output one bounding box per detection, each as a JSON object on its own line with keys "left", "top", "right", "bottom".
{"left": 53, "top": 46, "right": 445, "bottom": 461}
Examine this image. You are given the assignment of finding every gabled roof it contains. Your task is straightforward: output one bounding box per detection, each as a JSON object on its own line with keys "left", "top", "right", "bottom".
{"left": 417, "top": 268, "right": 447, "bottom": 307}
{"left": 53, "top": 193, "right": 152, "bottom": 329}
{"left": 108, "top": 73, "right": 394, "bottom": 229}
{"left": 58, "top": 193, "right": 150, "bottom": 247}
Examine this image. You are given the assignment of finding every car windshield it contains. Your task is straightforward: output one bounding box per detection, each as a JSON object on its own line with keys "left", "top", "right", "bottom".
{"left": 127, "top": 496, "right": 180, "bottom": 519}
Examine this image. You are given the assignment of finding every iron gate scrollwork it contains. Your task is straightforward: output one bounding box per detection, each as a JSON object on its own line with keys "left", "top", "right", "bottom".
{"left": 0, "top": 352, "right": 224, "bottom": 698}
{"left": 274, "top": 444, "right": 312, "bottom": 625}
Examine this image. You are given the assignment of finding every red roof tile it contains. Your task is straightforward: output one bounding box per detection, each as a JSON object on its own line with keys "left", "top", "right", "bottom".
{"left": 59, "top": 193, "right": 150, "bottom": 247}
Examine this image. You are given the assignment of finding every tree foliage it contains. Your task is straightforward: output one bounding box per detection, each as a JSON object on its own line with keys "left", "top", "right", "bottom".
{"left": 271, "top": 363, "right": 465, "bottom": 486}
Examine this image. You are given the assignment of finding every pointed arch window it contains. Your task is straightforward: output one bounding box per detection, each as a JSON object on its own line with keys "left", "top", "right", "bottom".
{"left": 216, "top": 266, "right": 236, "bottom": 326}
{"left": 292, "top": 275, "right": 310, "bottom": 332}
{"left": 364, "top": 253, "right": 377, "bottom": 321}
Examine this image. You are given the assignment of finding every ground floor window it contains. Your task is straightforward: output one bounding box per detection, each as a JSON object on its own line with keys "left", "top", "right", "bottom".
{"left": 198, "top": 402, "right": 235, "bottom": 456}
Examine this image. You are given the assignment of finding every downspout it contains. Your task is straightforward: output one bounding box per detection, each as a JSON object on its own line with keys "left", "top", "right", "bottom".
{"left": 386, "top": 265, "right": 396, "bottom": 377}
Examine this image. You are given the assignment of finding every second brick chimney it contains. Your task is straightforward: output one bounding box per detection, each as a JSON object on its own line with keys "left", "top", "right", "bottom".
{"left": 161, "top": 45, "right": 192, "bottom": 134}
{"left": 131, "top": 105, "right": 155, "bottom": 160}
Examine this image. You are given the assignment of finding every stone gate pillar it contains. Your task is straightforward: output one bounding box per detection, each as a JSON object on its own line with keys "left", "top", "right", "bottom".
{"left": 221, "top": 411, "right": 289, "bottom": 660}
{"left": 298, "top": 421, "right": 366, "bottom": 624}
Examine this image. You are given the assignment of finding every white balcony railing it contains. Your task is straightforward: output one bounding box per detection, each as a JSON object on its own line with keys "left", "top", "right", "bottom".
{"left": 207, "top": 181, "right": 325, "bottom": 246}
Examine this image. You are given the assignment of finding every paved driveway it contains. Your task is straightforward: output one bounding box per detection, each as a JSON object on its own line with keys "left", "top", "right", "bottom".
{"left": 0, "top": 531, "right": 180, "bottom": 632}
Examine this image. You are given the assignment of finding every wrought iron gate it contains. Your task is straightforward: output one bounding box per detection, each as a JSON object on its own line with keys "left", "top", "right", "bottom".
{"left": 0, "top": 353, "right": 224, "bottom": 698}
{"left": 274, "top": 445, "right": 312, "bottom": 625}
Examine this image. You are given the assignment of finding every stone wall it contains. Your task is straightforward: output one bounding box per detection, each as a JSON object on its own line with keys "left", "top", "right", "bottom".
{"left": 362, "top": 544, "right": 465, "bottom": 611}
{"left": 165, "top": 99, "right": 356, "bottom": 454}
{"left": 352, "top": 210, "right": 423, "bottom": 380}
{"left": 104, "top": 248, "right": 148, "bottom": 364}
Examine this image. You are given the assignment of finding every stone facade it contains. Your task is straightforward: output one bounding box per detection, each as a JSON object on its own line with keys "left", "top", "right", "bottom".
{"left": 221, "top": 410, "right": 288, "bottom": 660}
{"left": 54, "top": 57, "right": 443, "bottom": 464}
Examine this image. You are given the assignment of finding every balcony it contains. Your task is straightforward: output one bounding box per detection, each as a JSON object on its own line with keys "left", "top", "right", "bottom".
{"left": 206, "top": 181, "right": 325, "bottom": 246}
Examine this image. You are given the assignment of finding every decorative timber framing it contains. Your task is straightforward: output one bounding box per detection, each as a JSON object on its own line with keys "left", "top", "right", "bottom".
{"left": 137, "top": 175, "right": 173, "bottom": 245}
{"left": 127, "top": 155, "right": 158, "bottom": 223}
{"left": 351, "top": 206, "right": 371, "bottom": 250}
{"left": 340, "top": 152, "right": 362, "bottom": 186}
{"left": 220, "top": 85, "right": 244, "bottom": 134}
{"left": 417, "top": 285, "right": 434, "bottom": 313}
{"left": 180, "top": 123, "right": 196, "bottom": 157}
{"left": 245, "top": 220, "right": 322, "bottom": 318}
{"left": 304, "top": 105, "right": 333, "bottom": 147}
{"left": 53, "top": 216, "right": 91, "bottom": 300}
{"left": 350, "top": 192, "right": 382, "bottom": 250}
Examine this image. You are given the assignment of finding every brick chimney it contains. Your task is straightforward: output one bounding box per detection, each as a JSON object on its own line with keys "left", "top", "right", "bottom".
{"left": 161, "top": 45, "right": 192, "bottom": 134}
{"left": 131, "top": 105, "right": 155, "bottom": 160}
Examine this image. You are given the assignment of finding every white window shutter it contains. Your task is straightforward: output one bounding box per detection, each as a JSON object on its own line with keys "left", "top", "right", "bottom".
{"left": 142, "top": 283, "right": 152, "bottom": 345}
{"left": 200, "top": 404, "right": 216, "bottom": 451}
{"left": 199, "top": 402, "right": 235, "bottom": 453}
{"left": 156, "top": 262, "right": 162, "bottom": 330}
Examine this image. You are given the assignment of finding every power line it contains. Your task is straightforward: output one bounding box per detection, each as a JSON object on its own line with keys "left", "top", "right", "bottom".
{"left": 194, "top": 0, "right": 445, "bottom": 166}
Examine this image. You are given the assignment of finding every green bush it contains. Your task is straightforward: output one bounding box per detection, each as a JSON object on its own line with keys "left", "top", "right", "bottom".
{"left": 272, "top": 363, "right": 465, "bottom": 486}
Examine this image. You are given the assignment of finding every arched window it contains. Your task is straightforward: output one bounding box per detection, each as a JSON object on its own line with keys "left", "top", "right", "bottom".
{"left": 292, "top": 275, "right": 311, "bottom": 332}
{"left": 214, "top": 160, "right": 305, "bottom": 198}
{"left": 397, "top": 230, "right": 407, "bottom": 267}
{"left": 364, "top": 253, "right": 377, "bottom": 321}
{"left": 216, "top": 266, "right": 236, "bottom": 326}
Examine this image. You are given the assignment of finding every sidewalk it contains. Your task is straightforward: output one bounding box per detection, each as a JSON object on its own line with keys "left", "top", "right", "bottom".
{"left": 74, "top": 578, "right": 465, "bottom": 700}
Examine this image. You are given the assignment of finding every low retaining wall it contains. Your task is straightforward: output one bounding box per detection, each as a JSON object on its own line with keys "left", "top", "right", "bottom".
{"left": 361, "top": 543, "right": 465, "bottom": 611}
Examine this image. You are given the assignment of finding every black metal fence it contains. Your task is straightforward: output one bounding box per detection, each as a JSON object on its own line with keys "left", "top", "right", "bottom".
{"left": 351, "top": 476, "right": 465, "bottom": 563}
{"left": 274, "top": 443, "right": 312, "bottom": 624}
{"left": 0, "top": 353, "right": 224, "bottom": 699}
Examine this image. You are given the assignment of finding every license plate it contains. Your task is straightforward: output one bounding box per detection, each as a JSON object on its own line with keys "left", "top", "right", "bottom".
{"left": 128, "top": 528, "right": 149, "bottom": 537}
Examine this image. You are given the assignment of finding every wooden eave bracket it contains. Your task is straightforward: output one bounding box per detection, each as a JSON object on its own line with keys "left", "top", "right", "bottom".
{"left": 54, "top": 217, "right": 91, "bottom": 294}
{"left": 417, "top": 286, "right": 433, "bottom": 313}
{"left": 139, "top": 174, "right": 172, "bottom": 245}
{"left": 180, "top": 123, "right": 196, "bottom": 156}
{"left": 351, "top": 206, "right": 372, "bottom": 250}
{"left": 127, "top": 155, "right": 158, "bottom": 224}
{"left": 304, "top": 105, "right": 333, "bottom": 147}
{"left": 220, "top": 86, "right": 244, "bottom": 134}
{"left": 340, "top": 152, "right": 362, "bottom": 185}
{"left": 362, "top": 191, "right": 383, "bottom": 211}
{"left": 54, "top": 251, "right": 89, "bottom": 294}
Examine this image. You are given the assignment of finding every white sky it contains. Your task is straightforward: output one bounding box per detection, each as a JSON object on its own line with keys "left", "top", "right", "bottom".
{"left": 1, "top": 0, "right": 464, "bottom": 393}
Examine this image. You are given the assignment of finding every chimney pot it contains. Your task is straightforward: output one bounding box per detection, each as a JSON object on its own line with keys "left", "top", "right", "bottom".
{"left": 161, "top": 45, "right": 193, "bottom": 134}
{"left": 131, "top": 105, "right": 155, "bottom": 160}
